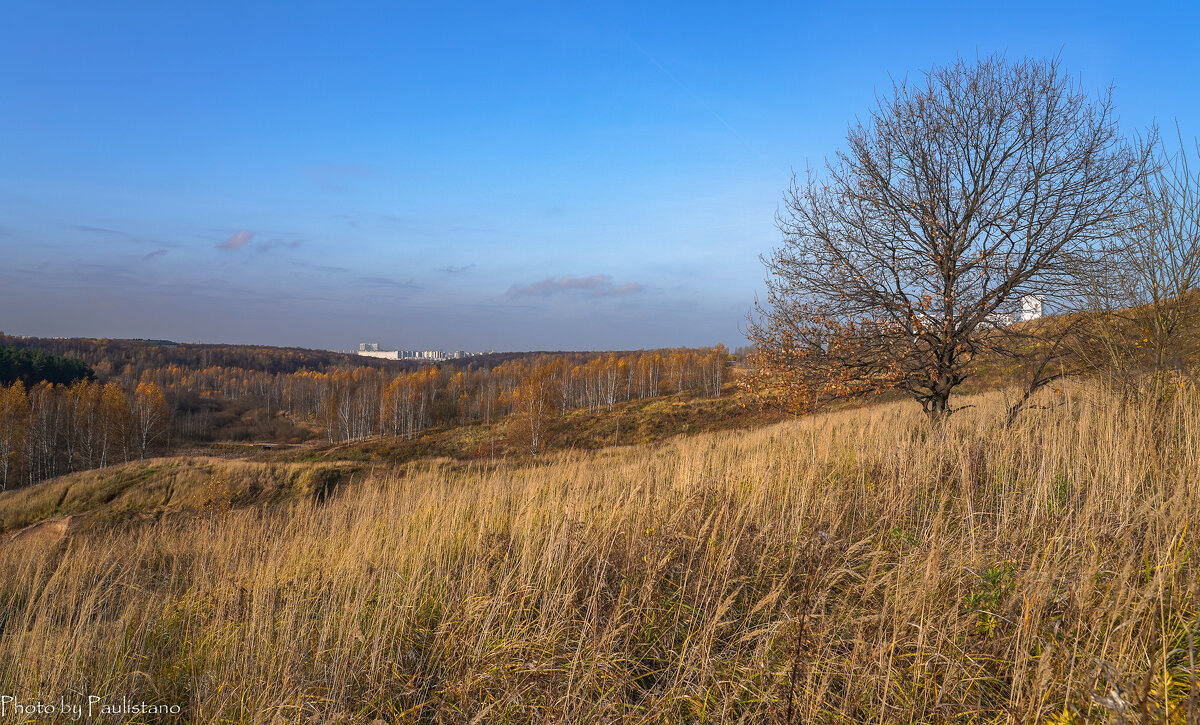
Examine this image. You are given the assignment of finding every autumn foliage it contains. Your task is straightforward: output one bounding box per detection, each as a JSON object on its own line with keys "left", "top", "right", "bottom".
{"left": 0, "top": 341, "right": 729, "bottom": 487}
{"left": 0, "top": 380, "right": 166, "bottom": 490}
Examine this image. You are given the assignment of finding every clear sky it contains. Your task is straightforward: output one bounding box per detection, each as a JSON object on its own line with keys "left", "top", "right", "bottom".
{"left": 2, "top": 1, "right": 1198, "bottom": 351}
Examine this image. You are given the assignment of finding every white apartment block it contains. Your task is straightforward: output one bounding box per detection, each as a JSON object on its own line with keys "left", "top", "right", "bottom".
{"left": 357, "top": 343, "right": 479, "bottom": 362}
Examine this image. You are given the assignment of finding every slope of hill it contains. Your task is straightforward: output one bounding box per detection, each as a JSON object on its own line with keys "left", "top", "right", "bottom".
{"left": 0, "top": 380, "right": 1195, "bottom": 721}
{"left": 0, "top": 457, "right": 365, "bottom": 536}
{"left": 0, "top": 389, "right": 781, "bottom": 537}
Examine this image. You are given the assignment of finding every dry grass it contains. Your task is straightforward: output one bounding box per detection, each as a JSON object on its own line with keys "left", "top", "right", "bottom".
{"left": 0, "top": 380, "right": 1198, "bottom": 723}
{"left": 0, "top": 458, "right": 365, "bottom": 535}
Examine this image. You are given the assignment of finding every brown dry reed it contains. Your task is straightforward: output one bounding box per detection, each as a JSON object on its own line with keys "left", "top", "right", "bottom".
{"left": 0, "top": 380, "right": 1197, "bottom": 723}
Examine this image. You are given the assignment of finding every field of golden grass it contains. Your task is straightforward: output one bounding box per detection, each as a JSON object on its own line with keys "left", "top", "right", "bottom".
{"left": 0, "top": 380, "right": 1197, "bottom": 723}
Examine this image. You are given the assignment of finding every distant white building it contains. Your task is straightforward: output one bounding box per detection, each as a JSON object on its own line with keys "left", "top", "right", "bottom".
{"left": 356, "top": 343, "right": 488, "bottom": 362}
{"left": 1018, "top": 294, "right": 1044, "bottom": 322}
{"left": 357, "top": 342, "right": 401, "bottom": 360}
{"left": 977, "top": 294, "right": 1046, "bottom": 329}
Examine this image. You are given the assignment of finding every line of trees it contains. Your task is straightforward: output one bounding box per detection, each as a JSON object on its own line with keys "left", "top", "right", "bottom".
{"left": 0, "top": 347, "right": 728, "bottom": 489}
{"left": 0, "top": 380, "right": 169, "bottom": 490}
{"left": 244, "top": 348, "right": 727, "bottom": 444}
{"left": 1081, "top": 124, "right": 1200, "bottom": 387}
{"left": 0, "top": 336, "right": 394, "bottom": 378}
{"left": 0, "top": 345, "right": 95, "bottom": 387}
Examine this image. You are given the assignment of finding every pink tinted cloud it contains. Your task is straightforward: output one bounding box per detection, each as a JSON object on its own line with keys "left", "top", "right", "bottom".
{"left": 218, "top": 230, "right": 254, "bottom": 250}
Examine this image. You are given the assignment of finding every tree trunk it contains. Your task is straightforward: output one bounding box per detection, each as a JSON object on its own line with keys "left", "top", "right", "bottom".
{"left": 923, "top": 385, "right": 952, "bottom": 423}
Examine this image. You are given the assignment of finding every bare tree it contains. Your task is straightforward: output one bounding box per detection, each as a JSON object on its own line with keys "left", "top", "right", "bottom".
{"left": 748, "top": 55, "right": 1148, "bottom": 422}
{"left": 1085, "top": 124, "right": 1200, "bottom": 381}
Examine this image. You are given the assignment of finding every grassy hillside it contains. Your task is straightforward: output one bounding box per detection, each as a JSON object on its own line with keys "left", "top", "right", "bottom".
{"left": 0, "top": 389, "right": 780, "bottom": 538}
{"left": 1, "top": 380, "right": 1197, "bottom": 722}
{"left": 278, "top": 391, "right": 784, "bottom": 464}
{"left": 0, "top": 457, "right": 366, "bottom": 536}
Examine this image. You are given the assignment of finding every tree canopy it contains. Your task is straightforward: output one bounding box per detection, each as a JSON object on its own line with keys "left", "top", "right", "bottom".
{"left": 0, "top": 345, "right": 95, "bottom": 387}
{"left": 749, "top": 56, "right": 1148, "bottom": 421}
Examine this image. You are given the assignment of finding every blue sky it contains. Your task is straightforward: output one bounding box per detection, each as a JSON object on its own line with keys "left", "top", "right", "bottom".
{"left": 2, "top": 1, "right": 1198, "bottom": 351}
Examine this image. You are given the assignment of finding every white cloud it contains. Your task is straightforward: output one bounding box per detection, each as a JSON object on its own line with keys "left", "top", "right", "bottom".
{"left": 505, "top": 274, "right": 643, "bottom": 299}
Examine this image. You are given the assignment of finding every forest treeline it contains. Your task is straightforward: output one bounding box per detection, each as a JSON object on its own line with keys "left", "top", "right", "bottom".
{"left": 0, "top": 345, "right": 95, "bottom": 387}
{"left": 0, "top": 342, "right": 728, "bottom": 489}
{"left": 0, "top": 334, "right": 450, "bottom": 377}
{"left": 150, "top": 348, "right": 728, "bottom": 443}
{"left": 0, "top": 379, "right": 169, "bottom": 489}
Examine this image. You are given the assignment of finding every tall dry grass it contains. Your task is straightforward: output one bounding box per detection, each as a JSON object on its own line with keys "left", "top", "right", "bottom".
{"left": 0, "top": 380, "right": 1197, "bottom": 723}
